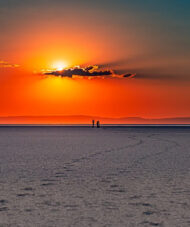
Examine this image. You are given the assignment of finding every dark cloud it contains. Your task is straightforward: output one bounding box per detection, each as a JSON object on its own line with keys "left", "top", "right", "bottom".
{"left": 43, "top": 65, "right": 135, "bottom": 79}
{"left": 45, "top": 67, "right": 111, "bottom": 77}
{"left": 123, "top": 73, "right": 136, "bottom": 78}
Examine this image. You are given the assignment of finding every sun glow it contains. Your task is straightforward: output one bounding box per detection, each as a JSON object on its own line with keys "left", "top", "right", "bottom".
{"left": 52, "top": 61, "right": 68, "bottom": 71}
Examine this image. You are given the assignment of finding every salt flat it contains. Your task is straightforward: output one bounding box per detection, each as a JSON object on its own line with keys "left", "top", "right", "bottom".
{"left": 0, "top": 126, "right": 190, "bottom": 227}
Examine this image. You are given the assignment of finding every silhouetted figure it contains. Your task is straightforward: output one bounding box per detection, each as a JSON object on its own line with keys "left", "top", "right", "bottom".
{"left": 97, "top": 121, "right": 100, "bottom": 128}
{"left": 92, "top": 120, "right": 95, "bottom": 128}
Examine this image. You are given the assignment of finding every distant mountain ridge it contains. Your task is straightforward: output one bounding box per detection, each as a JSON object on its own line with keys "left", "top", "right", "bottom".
{"left": 0, "top": 115, "right": 190, "bottom": 124}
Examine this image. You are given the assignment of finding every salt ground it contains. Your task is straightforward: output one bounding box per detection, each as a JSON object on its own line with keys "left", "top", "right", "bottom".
{"left": 0, "top": 126, "right": 190, "bottom": 227}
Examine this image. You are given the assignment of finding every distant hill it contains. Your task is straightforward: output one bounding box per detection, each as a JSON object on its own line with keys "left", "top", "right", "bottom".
{"left": 0, "top": 115, "right": 190, "bottom": 124}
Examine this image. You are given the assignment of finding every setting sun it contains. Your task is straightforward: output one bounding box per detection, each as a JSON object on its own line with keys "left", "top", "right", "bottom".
{"left": 52, "top": 61, "right": 68, "bottom": 71}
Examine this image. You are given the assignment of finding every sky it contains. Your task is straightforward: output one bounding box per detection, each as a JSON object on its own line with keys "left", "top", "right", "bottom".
{"left": 0, "top": 0, "right": 190, "bottom": 120}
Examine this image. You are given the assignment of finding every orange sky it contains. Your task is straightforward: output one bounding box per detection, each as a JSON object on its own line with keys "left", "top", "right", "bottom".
{"left": 0, "top": 0, "right": 190, "bottom": 121}
{"left": 0, "top": 66, "right": 190, "bottom": 119}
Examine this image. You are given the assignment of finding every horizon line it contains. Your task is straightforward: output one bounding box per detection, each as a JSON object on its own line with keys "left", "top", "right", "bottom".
{"left": 0, "top": 115, "right": 190, "bottom": 120}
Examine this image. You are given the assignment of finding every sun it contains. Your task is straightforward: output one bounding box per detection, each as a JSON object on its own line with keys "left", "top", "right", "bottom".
{"left": 52, "top": 61, "right": 68, "bottom": 71}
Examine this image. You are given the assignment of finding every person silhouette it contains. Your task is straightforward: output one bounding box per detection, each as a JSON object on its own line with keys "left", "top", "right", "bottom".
{"left": 97, "top": 121, "right": 100, "bottom": 128}
{"left": 92, "top": 120, "right": 95, "bottom": 128}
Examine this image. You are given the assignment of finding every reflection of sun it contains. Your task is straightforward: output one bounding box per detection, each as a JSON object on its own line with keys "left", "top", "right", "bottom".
{"left": 52, "top": 61, "right": 68, "bottom": 71}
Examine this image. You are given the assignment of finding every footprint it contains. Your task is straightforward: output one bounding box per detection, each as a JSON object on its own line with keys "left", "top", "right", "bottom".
{"left": 0, "top": 207, "right": 8, "bottom": 212}
{"left": 143, "top": 210, "right": 155, "bottom": 215}
{"left": 141, "top": 221, "right": 161, "bottom": 226}
{"left": 0, "top": 200, "right": 8, "bottom": 204}
{"left": 25, "top": 209, "right": 33, "bottom": 212}
{"left": 22, "top": 187, "right": 34, "bottom": 191}
{"left": 41, "top": 179, "right": 58, "bottom": 182}
{"left": 17, "top": 193, "right": 31, "bottom": 197}
{"left": 43, "top": 201, "right": 61, "bottom": 207}
{"left": 110, "top": 184, "right": 119, "bottom": 188}
{"left": 41, "top": 183, "right": 55, "bottom": 186}
{"left": 129, "top": 195, "right": 142, "bottom": 200}
{"left": 142, "top": 203, "right": 152, "bottom": 207}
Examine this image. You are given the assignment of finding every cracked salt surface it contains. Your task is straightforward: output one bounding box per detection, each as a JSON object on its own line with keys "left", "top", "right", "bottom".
{"left": 0, "top": 126, "right": 190, "bottom": 226}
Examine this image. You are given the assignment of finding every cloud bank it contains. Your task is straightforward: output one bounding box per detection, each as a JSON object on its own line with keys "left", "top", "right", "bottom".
{"left": 0, "top": 61, "right": 19, "bottom": 68}
{"left": 43, "top": 65, "right": 136, "bottom": 79}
